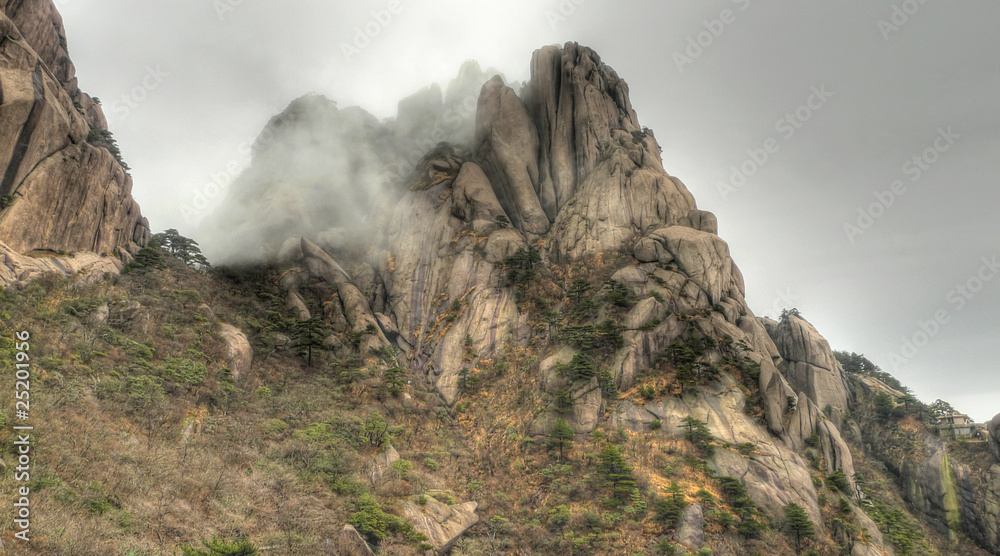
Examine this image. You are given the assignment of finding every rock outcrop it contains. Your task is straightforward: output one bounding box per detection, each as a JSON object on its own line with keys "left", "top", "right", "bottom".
{"left": 401, "top": 497, "right": 478, "bottom": 554}
{"left": 610, "top": 375, "right": 824, "bottom": 525}
{"left": 989, "top": 413, "right": 1000, "bottom": 462}
{"left": 0, "top": 241, "right": 123, "bottom": 287}
{"left": 335, "top": 524, "right": 374, "bottom": 556}
{"left": 217, "top": 323, "right": 252, "bottom": 380}
{"left": 764, "top": 313, "right": 850, "bottom": 418}
{"left": 0, "top": 1, "right": 148, "bottom": 258}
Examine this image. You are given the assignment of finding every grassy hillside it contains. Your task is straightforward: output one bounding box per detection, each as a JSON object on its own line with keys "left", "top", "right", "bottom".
{"left": 0, "top": 246, "right": 989, "bottom": 555}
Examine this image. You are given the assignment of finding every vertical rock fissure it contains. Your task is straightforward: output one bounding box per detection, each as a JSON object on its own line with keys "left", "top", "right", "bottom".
{"left": 0, "top": 61, "right": 45, "bottom": 197}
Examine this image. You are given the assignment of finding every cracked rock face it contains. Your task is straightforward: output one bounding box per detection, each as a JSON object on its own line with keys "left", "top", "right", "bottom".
{"left": 401, "top": 497, "right": 479, "bottom": 554}
{"left": 989, "top": 413, "right": 1000, "bottom": 463}
{"left": 765, "top": 313, "right": 850, "bottom": 418}
{"left": 0, "top": 2, "right": 147, "bottom": 257}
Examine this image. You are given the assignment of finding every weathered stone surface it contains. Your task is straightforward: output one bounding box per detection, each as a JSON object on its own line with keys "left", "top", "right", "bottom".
{"left": 765, "top": 314, "right": 849, "bottom": 417}
{"left": 474, "top": 76, "right": 549, "bottom": 234}
{"left": 851, "top": 507, "right": 897, "bottom": 556}
{"left": 401, "top": 497, "right": 478, "bottom": 554}
{"left": 0, "top": 240, "right": 122, "bottom": 288}
{"left": 539, "top": 346, "right": 578, "bottom": 393}
{"left": 451, "top": 162, "right": 510, "bottom": 234}
{"left": 677, "top": 502, "right": 704, "bottom": 550}
{"left": 217, "top": 323, "right": 252, "bottom": 380}
{"left": 898, "top": 447, "right": 1000, "bottom": 553}
{"left": 570, "top": 377, "right": 602, "bottom": 434}
{"left": 638, "top": 226, "right": 738, "bottom": 305}
{"left": 989, "top": 413, "right": 1000, "bottom": 463}
{"left": 378, "top": 157, "right": 522, "bottom": 405}
{"left": 610, "top": 375, "right": 824, "bottom": 526}
{"left": 88, "top": 302, "right": 109, "bottom": 325}
{"left": 367, "top": 445, "right": 400, "bottom": 485}
{"left": 524, "top": 42, "right": 652, "bottom": 217}
{"left": 0, "top": 4, "right": 147, "bottom": 257}
{"left": 335, "top": 524, "right": 374, "bottom": 556}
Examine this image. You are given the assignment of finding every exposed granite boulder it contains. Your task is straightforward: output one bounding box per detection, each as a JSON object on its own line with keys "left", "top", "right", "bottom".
{"left": 217, "top": 323, "right": 252, "bottom": 380}
{"left": 367, "top": 445, "right": 400, "bottom": 485}
{"left": 0, "top": 3, "right": 147, "bottom": 257}
{"left": 0, "top": 240, "right": 123, "bottom": 287}
{"left": 635, "top": 226, "right": 739, "bottom": 304}
{"left": 335, "top": 524, "right": 374, "bottom": 556}
{"left": 401, "top": 497, "right": 478, "bottom": 554}
{"left": 989, "top": 413, "right": 1000, "bottom": 463}
{"left": 765, "top": 313, "right": 850, "bottom": 418}
{"left": 677, "top": 502, "right": 705, "bottom": 550}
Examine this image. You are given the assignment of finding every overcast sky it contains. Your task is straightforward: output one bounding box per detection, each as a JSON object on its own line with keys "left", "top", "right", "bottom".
{"left": 57, "top": 0, "right": 999, "bottom": 421}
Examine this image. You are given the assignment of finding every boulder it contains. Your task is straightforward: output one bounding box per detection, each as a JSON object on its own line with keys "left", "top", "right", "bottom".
{"left": 401, "top": 497, "right": 478, "bottom": 554}
{"left": 88, "top": 302, "right": 109, "bottom": 325}
{"left": 637, "top": 226, "right": 736, "bottom": 305}
{"left": 335, "top": 524, "right": 374, "bottom": 556}
{"left": 539, "top": 346, "right": 578, "bottom": 393}
{"left": 677, "top": 502, "right": 704, "bottom": 550}
{"left": 368, "top": 445, "right": 400, "bottom": 485}
{"left": 217, "top": 324, "right": 252, "bottom": 380}
{"left": 989, "top": 413, "right": 1000, "bottom": 463}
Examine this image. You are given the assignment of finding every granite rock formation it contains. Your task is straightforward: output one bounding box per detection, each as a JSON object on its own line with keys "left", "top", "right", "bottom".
{"left": 0, "top": 1, "right": 148, "bottom": 261}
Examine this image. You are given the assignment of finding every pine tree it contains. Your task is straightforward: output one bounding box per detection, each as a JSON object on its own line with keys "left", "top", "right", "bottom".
{"left": 293, "top": 317, "right": 327, "bottom": 366}
{"left": 564, "top": 353, "right": 596, "bottom": 381}
{"left": 681, "top": 416, "right": 715, "bottom": 456}
{"left": 597, "top": 444, "right": 636, "bottom": 503}
{"left": 784, "top": 502, "right": 815, "bottom": 551}
{"left": 383, "top": 364, "right": 405, "bottom": 397}
{"left": 548, "top": 418, "right": 575, "bottom": 461}
{"left": 567, "top": 278, "right": 591, "bottom": 303}
{"left": 153, "top": 228, "right": 210, "bottom": 268}
{"left": 654, "top": 481, "right": 687, "bottom": 528}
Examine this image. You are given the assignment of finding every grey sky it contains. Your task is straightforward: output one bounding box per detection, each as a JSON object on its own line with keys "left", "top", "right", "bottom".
{"left": 57, "top": 0, "right": 999, "bottom": 421}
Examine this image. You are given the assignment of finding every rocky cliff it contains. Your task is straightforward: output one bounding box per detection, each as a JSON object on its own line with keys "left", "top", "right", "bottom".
{"left": 0, "top": 0, "right": 148, "bottom": 283}
{"left": 202, "top": 42, "right": 930, "bottom": 554}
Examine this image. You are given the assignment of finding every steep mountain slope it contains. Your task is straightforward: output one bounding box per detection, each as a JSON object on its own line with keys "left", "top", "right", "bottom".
{"left": 0, "top": 0, "right": 149, "bottom": 282}
{"left": 200, "top": 42, "right": 958, "bottom": 555}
